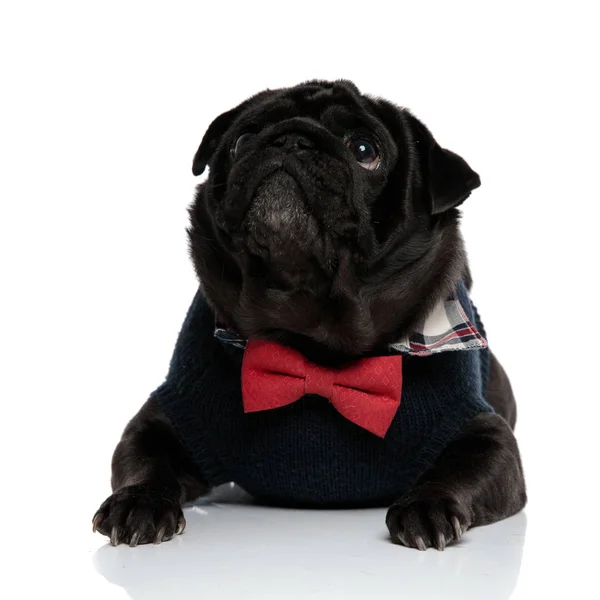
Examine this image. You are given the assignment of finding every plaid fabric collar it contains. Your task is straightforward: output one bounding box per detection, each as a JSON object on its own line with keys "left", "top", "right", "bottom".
{"left": 214, "top": 290, "right": 487, "bottom": 357}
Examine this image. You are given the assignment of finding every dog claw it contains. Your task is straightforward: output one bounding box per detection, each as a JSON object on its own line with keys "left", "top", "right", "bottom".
{"left": 154, "top": 526, "right": 167, "bottom": 544}
{"left": 436, "top": 533, "right": 447, "bottom": 551}
{"left": 92, "top": 513, "right": 103, "bottom": 533}
{"left": 129, "top": 531, "right": 141, "bottom": 547}
{"left": 415, "top": 536, "right": 427, "bottom": 551}
{"left": 176, "top": 517, "right": 186, "bottom": 535}
{"left": 451, "top": 516, "right": 463, "bottom": 540}
{"left": 110, "top": 526, "right": 120, "bottom": 546}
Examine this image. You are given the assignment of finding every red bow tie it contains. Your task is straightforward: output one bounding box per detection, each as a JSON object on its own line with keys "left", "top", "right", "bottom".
{"left": 241, "top": 339, "right": 403, "bottom": 438}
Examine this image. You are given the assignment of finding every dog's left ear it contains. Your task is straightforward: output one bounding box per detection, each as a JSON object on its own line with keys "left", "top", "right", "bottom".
{"left": 407, "top": 113, "right": 481, "bottom": 214}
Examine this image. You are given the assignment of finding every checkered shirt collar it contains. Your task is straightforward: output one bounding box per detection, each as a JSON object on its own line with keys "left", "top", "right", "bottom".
{"left": 214, "top": 289, "right": 486, "bottom": 357}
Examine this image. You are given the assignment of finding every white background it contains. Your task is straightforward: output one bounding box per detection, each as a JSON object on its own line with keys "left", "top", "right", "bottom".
{"left": 1, "top": 1, "right": 599, "bottom": 598}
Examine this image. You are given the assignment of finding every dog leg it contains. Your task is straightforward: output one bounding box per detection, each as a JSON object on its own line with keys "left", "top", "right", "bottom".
{"left": 387, "top": 350, "right": 524, "bottom": 550}
{"left": 92, "top": 398, "right": 209, "bottom": 546}
{"left": 386, "top": 411, "right": 526, "bottom": 550}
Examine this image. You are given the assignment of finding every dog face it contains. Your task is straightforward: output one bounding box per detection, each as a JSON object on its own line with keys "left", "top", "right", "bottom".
{"left": 188, "top": 80, "right": 480, "bottom": 361}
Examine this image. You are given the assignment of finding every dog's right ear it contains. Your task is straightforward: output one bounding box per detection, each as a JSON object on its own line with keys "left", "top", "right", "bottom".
{"left": 192, "top": 90, "right": 273, "bottom": 176}
{"left": 192, "top": 107, "right": 241, "bottom": 176}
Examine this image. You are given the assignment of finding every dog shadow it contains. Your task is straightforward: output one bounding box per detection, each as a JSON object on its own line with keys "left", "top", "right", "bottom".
{"left": 93, "top": 484, "right": 527, "bottom": 599}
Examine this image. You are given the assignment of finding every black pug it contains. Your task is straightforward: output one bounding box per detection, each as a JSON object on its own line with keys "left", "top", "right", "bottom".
{"left": 93, "top": 80, "right": 526, "bottom": 550}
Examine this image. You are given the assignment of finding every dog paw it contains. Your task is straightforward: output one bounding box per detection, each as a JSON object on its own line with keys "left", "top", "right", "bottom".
{"left": 386, "top": 490, "right": 473, "bottom": 551}
{"left": 92, "top": 485, "right": 185, "bottom": 546}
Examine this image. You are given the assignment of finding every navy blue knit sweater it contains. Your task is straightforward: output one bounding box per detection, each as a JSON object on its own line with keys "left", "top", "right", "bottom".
{"left": 151, "top": 284, "right": 492, "bottom": 507}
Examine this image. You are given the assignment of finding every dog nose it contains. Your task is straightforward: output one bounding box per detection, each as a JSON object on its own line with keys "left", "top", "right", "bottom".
{"left": 271, "top": 134, "right": 315, "bottom": 150}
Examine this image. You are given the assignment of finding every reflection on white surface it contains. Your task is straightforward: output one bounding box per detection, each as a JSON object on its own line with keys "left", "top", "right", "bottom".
{"left": 93, "top": 485, "right": 527, "bottom": 600}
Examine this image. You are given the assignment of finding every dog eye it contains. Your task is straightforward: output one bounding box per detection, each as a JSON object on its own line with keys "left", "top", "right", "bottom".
{"left": 233, "top": 133, "right": 255, "bottom": 156}
{"left": 346, "top": 138, "right": 380, "bottom": 170}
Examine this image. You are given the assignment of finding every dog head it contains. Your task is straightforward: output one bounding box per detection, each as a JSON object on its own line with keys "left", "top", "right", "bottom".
{"left": 188, "top": 80, "right": 480, "bottom": 362}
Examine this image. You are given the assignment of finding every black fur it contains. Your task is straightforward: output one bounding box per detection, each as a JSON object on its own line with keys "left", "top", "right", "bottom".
{"left": 93, "top": 79, "right": 526, "bottom": 549}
